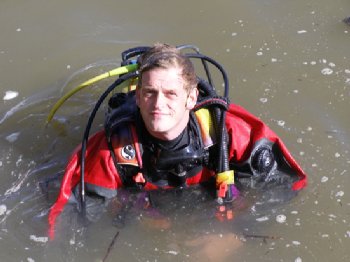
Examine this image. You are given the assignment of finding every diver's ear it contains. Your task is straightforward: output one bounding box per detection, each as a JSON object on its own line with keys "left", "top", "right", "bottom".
{"left": 186, "top": 87, "right": 198, "bottom": 109}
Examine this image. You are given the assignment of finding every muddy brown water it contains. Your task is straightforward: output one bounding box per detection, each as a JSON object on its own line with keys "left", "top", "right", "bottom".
{"left": 1, "top": 0, "right": 349, "bottom": 261}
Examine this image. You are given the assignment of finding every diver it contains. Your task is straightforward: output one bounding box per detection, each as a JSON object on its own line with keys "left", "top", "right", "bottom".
{"left": 48, "top": 43, "right": 307, "bottom": 239}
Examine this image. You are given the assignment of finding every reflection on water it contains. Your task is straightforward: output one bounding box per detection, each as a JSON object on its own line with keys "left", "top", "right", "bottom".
{"left": 1, "top": 0, "right": 350, "bottom": 261}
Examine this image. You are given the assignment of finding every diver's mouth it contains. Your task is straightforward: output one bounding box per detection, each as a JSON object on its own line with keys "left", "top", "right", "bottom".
{"left": 150, "top": 111, "right": 169, "bottom": 118}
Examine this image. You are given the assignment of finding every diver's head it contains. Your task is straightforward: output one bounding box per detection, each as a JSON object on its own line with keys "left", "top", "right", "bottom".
{"left": 137, "top": 43, "right": 198, "bottom": 93}
{"left": 136, "top": 43, "right": 198, "bottom": 140}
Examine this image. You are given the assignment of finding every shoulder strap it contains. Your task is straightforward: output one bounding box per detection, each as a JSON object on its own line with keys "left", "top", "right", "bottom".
{"left": 109, "top": 124, "right": 141, "bottom": 167}
{"left": 194, "top": 108, "right": 217, "bottom": 148}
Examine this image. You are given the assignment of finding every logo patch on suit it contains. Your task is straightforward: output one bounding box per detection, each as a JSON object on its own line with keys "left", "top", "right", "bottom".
{"left": 121, "top": 145, "right": 136, "bottom": 160}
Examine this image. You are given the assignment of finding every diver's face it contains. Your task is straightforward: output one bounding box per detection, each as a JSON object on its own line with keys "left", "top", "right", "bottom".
{"left": 136, "top": 67, "right": 197, "bottom": 140}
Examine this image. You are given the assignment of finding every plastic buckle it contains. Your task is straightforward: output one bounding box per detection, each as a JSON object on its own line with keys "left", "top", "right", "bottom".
{"left": 217, "top": 182, "right": 227, "bottom": 198}
{"left": 133, "top": 172, "right": 146, "bottom": 184}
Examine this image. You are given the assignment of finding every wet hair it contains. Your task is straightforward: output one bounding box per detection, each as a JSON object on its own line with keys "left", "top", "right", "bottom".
{"left": 137, "top": 43, "right": 198, "bottom": 92}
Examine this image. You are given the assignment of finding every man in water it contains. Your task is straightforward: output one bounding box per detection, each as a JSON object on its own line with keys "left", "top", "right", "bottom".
{"left": 49, "top": 44, "right": 307, "bottom": 258}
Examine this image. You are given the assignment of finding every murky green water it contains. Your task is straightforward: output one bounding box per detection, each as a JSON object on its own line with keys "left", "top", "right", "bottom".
{"left": 1, "top": 0, "right": 349, "bottom": 261}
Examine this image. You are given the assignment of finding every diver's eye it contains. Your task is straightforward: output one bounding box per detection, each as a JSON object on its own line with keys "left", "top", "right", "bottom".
{"left": 165, "top": 91, "right": 178, "bottom": 98}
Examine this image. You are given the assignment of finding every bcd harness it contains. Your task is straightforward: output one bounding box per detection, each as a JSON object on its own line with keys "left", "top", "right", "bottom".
{"left": 105, "top": 91, "right": 223, "bottom": 190}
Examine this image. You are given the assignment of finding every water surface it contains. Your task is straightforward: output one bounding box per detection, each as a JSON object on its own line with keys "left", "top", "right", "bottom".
{"left": 1, "top": 0, "right": 349, "bottom": 261}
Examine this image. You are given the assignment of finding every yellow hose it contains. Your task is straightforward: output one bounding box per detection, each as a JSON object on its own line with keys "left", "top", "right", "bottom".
{"left": 46, "top": 64, "right": 138, "bottom": 124}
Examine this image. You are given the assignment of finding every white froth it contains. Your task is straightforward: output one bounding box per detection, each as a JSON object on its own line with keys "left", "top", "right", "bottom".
{"left": 3, "top": 91, "right": 19, "bottom": 100}
{"left": 29, "top": 235, "right": 48, "bottom": 243}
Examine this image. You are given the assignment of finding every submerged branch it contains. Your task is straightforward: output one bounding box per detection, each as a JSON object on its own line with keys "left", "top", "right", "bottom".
{"left": 243, "top": 233, "right": 282, "bottom": 243}
{"left": 102, "top": 231, "right": 120, "bottom": 262}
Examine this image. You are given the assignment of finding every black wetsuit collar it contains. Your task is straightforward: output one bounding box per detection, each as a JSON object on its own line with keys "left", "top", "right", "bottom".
{"left": 136, "top": 111, "right": 206, "bottom": 186}
{"left": 137, "top": 111, "right": 190, "bottom": 152}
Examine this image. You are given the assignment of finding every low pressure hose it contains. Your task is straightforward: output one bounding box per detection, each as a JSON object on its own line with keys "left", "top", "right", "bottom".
{"left": 121, "top": 46, "right": 150, "bottom": 63}
{"left": 177, "top": 45, "right": 214, "bottom": 87}
{"left": 46, "top": 64, "right": 138, "bottom": 124}
{"left": 185, "top": 53, "right": 229, "bottom": 98}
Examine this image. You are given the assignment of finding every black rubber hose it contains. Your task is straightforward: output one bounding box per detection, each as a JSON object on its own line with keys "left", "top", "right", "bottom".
{"left": 186, "top": 53, "right": 232, "bottom": 202}
{"left": 185, "top": 53, "right": 229, "bottom": 99}
{"left": 121, "top": 46, "right": 150, "bottom": 62}
{"left": 197, "top": 78, "right": 217, "bottom": 98}
{"left": 186, "top": 54, "right": 230, "bottom": 158}
{"left": 177, "top": 45, "right": 214, "bottom": 87}
{"left": 80, "top": 71, "right": 138, "bottom": 217}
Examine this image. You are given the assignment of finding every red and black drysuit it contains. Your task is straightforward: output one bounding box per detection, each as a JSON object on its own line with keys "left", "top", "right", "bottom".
{"left": 48, "top": 102, "right": 307, "bottom": 238}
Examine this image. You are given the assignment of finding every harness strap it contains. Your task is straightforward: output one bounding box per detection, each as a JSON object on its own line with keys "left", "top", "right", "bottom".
{"left": 107, "top": 109, "right": 218, "bottom": 188}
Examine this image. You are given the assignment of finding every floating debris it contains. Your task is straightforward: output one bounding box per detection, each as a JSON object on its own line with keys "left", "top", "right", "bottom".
{"left": 321, "top": 176, "right": 329, "bottom": 183}
{"left": 346, "top": 231, "right": 350, "bottom": 238}
{"left": 335, "top": 191, "right": 344, "bottom": 198}
{"left": 0, "top": 205, "right": 7, "bottom": 216}
{"left": 321, "top": 68, "right": 333, "bottom": 75}
{"left": 276, "top": 214, "right": 287, "bottom": 223}
{"left": 277, "top": 120, "right": 285, "bottom": 127}
{"left": 29, "top": 235, "right": 48, "bottom": 243}
{"left": 259, "top": 98, "right": 268, "bottom": 103}
{"left": 167, "top": 250, "right": 179, "bottom": 255}
{"left": 3, "top": 91, "right": 19, "bottom": 101}
{"left": 343, "top": 17, "right": 350, "bottom": 26}
{"left": 5, "top": 132, "right": 20, "bottom": 143}
{"left": 256, "top": 216, "right": 269, "bottom": 222}
{"left": 297, "top": 30, "right": 307, "bottom": 34}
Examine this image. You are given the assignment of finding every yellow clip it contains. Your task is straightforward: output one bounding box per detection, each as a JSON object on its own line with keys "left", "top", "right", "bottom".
{"left": 216, "top": 170, "right": 235, "bottom": 185}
